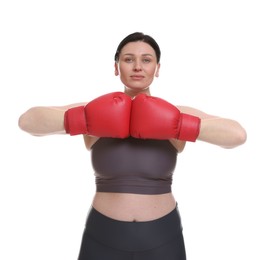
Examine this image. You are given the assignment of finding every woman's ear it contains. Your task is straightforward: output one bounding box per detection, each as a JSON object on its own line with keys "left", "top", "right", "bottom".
{"left": 114, "top": 62, "right": 119, "bottom": 76}
{"left": 155, "top": 63, "right": 161, "bottom": 77}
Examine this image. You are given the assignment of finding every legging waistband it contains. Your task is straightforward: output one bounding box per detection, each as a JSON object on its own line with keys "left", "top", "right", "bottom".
{"left": 84, "top": 205, "right": 183, "bottom": 252}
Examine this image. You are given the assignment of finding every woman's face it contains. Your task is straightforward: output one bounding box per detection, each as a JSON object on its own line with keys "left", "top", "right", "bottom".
{"left": 114, "top": 41, "right": 160, "bottom": 93}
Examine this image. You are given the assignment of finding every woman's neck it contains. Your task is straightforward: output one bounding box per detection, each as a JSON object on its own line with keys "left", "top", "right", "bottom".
{"left": 124, "top": 87, "right": 151, "bottom": 98}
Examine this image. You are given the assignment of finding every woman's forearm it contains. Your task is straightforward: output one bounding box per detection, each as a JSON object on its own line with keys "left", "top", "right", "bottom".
{"left": 18, "top": 106, "right": 66, "bottom": 136}
{"left": 198, "top": 117, "right": 247, "bottom": 148}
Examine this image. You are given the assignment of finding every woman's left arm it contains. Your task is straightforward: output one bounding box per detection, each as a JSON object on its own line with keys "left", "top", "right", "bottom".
{"left": 178, "top": 105, "right": 247, "bottom": 148}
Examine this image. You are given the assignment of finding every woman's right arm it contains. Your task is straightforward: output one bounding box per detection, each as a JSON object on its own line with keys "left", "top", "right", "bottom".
{"left": 18, "top": 103, "right": 86, "bottom": 136}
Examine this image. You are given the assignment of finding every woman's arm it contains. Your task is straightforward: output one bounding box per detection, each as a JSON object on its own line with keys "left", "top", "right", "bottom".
{"left": 18, "top": 103, "right": 87, "bottom": 136}
{"left": 178, "top": 105, "right": 247, "bottom": 148}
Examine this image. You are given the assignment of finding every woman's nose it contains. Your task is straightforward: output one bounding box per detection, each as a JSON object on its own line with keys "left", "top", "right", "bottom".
{"left": 133, "top": 60, "right": 142, "bottom": 71}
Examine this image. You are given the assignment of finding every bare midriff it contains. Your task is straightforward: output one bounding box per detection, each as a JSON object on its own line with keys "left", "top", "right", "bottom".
{"left": 92, "top": 192, "right": 176, "bottom": 222}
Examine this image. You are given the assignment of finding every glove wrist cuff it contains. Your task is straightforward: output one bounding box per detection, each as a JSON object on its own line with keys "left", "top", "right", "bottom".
{"left": 64, "top": 106, "right": 88, "bottom": 135}
{"left": 178, "top": 114, "right": 201, "bottom": 142}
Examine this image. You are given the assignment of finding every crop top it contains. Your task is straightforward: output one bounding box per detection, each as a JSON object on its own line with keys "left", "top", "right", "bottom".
{"left": 91, "top": 137, "right": 178, "bottom": 195}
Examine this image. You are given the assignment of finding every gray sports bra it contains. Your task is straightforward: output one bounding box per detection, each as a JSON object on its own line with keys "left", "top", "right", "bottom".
{"left": 91, "top": 137, "right": 178, "bottom": 195}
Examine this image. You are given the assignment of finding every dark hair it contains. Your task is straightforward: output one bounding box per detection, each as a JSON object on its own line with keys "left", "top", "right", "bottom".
{"left": 114, "top": 32, "right": 161, "bottom": 63}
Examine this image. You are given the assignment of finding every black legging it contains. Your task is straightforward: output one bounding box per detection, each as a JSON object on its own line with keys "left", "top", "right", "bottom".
{"left": 77, "top": 205, "right": 186, "bottom": 260}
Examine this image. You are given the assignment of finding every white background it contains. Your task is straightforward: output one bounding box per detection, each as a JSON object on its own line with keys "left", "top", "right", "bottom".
{"left": 1, "top": 0, "right": 265, "bottom": 259}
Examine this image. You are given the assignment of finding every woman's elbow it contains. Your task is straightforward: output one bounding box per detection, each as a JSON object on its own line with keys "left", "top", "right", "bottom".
{"left": 235, "top": 127, "right": 247, "bottom": 146}
{"left": 223, "top": 127, "right": 247, "bottom": 149}
{"left": 18, "top": 112, "right": 28, "bottom": 132}
{"left": 18, "top": 108, "right": 38, "bottom": 135}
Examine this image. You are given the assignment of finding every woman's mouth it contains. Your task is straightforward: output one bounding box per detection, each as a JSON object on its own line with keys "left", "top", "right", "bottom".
{"left": 131, "top": 75, "right": 144, "bottom": 80}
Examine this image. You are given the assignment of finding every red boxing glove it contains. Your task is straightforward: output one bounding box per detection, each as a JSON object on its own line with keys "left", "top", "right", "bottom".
{"left": 64, "top": 92, "right": 132, "bottom": 138}
{"left": 130, "top": 94, "right": 201, "bottom": 142}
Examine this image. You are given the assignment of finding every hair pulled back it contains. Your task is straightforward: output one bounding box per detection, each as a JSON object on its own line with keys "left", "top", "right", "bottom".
{"left": 114, "top": 32, "right": 161, "bottom": 63}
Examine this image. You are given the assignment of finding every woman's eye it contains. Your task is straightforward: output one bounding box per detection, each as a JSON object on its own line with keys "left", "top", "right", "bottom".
{"left": 143, "top": 59, "right": 151, "bottom": 63}
{"left": 125, "top": 58, "right": 133, "bottom": 63}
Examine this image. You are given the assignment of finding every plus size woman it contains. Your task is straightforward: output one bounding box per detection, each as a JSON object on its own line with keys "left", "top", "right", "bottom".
{"left": 18, "top": 32, "right": 247, "bottom": 260}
